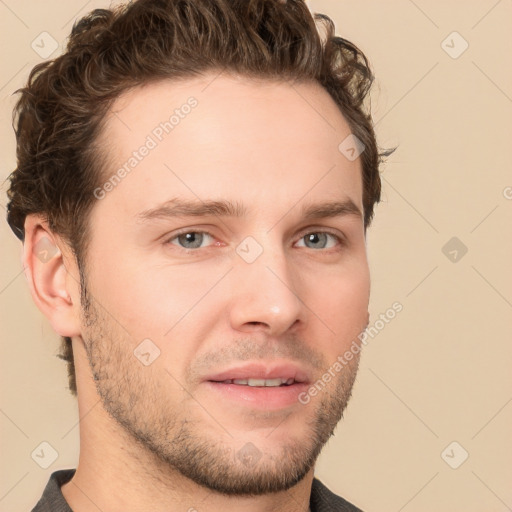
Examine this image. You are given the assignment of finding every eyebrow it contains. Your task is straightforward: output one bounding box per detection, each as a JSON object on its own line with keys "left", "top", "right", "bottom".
{"left": 136, "top": 197, "right": 363, "bottom": 223}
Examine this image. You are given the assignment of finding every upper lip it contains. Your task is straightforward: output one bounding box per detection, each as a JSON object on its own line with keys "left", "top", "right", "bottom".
{"left": 205, "top": 362, "right": 310, "bottom": 384}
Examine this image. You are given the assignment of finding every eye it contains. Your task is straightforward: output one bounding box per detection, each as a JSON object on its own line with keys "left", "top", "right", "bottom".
{"left": 165, "top": 229, "right": 344, "bottom": 252}
{"left": 168, "top": 231, "right": 215, "bottom": 250}
{"left": 295, "top": 231, "right": 342, "bottom": 250}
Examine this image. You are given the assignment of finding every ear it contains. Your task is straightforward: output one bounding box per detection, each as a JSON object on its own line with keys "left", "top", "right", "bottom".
{"left": 22, "top": 215, "right": 82, "bottom": 338}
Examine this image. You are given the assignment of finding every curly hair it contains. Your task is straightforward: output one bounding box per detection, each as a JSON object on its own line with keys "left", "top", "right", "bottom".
{"left": 5, "top": 0, "right": 393, "bottom": 396}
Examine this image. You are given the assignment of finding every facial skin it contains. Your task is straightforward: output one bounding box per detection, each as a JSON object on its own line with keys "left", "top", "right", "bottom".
{"left": 24, "top": 73, "right": 370, "bottom": 512}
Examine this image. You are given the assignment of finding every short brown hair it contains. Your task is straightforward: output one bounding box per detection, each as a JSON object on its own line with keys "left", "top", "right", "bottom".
{"left": 5, "top": 0, "right": 393, "bottom": 396}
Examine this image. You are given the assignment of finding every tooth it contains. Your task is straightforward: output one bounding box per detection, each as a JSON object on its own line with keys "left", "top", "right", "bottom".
{"left": 247, "top": 378, "right": 266, "bottom": 387}
{"left": 228, "top": 378, "right": 294, "bottom": 387}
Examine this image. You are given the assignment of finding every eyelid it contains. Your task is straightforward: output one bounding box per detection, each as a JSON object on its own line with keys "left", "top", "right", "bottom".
{"left": 295, "top": 226, "right": 345, "bottom": 244}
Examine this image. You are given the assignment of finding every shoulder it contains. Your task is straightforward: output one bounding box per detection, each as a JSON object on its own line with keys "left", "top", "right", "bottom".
{"left": 31, "top": 469, "right": 75, "bottom": 512}
{"left": 310, "top": 477, "right": 364, "bottom": 512}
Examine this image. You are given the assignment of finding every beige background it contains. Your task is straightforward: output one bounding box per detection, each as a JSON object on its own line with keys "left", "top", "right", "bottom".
{"left": 1, "top": 1, "right": 511, "bottom": 511}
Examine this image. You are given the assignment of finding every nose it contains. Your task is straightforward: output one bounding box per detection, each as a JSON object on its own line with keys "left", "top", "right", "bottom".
{"left": 228, "top": 242, "right": 305, "bottom": 336}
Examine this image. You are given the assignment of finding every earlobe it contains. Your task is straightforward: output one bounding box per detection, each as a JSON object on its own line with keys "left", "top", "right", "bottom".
{"left": 22, "top": 215, "right": 82, "bottom": 338}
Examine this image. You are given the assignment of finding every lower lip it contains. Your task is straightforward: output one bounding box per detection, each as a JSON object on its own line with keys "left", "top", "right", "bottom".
{"left": 204, "top": 381, "right": 310, "bottom": 410}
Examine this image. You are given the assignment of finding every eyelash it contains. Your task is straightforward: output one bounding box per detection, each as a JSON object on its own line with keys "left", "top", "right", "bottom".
{"left": 165, "top": 228, "right": 345, "bottom": 253}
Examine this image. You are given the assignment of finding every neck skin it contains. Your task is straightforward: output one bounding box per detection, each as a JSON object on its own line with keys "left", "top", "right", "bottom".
{"left": 60, "top": 339, "right": 314, "bottom": 512}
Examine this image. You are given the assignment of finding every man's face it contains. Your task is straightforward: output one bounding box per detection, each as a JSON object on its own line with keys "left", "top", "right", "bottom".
{"left": 79, "top": 74, "right": 370, "bottom": 494}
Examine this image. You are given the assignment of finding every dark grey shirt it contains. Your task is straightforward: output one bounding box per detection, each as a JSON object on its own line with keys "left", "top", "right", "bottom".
{"left": 31, "top": 469, "right": 363, "bottom": 512}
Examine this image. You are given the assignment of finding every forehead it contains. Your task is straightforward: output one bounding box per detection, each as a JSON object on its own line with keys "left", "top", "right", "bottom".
{"left": 94, "top": 73, "right": 363, "bottom": 222}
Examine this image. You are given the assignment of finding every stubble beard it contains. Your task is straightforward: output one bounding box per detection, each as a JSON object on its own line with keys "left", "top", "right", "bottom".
{"left": 80, "top": 282, "right": 360, "bottom": 496}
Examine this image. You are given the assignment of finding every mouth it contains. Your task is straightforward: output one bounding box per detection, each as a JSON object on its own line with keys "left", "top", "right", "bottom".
{"left": 212, "top": 377, "right": 298, "bottom": 387}
{"left": 202, "top": 362, "right": 311, "bottom": 410}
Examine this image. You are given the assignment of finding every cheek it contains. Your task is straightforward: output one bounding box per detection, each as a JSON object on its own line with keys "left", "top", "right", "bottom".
{"left": 304, "top": 259, "right": 370, "bottom": 346}
{"left": 84, "top": 262, "right": 202, "bottom": 385}
{"left": 84, "top": 251, "right": 198, "bottom": 342}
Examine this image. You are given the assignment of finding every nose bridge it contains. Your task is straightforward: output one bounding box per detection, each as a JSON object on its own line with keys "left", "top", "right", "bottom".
{"left": 228, "top": 233, "right": 304, "bottom": 333}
